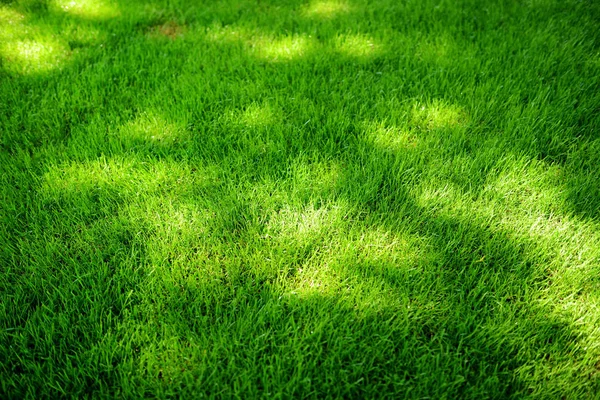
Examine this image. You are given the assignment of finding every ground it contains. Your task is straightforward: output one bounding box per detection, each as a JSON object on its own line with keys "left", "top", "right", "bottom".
{"left": 1, "top": 0, "right": 600, "bottom": 398}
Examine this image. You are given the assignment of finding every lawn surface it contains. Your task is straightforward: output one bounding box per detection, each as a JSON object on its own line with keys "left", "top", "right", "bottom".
{"left": 1, "top": 0, "right": 600, "bottom": 398}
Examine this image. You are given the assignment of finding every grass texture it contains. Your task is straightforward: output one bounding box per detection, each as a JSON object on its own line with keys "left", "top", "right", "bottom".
{"left": 1, "top": 0, "right": 600, "bottom": 398}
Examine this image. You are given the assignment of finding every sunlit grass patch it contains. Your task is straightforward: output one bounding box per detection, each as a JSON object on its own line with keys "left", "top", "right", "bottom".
{"left": 415, "top": 155, "right": 573, "bottom": 236}
{"left": 119, "top": 111, "right": 189, "bottom": 146}
{"left": 281, "top": 223, "right": 440, "bottom": 315}
{"left": 414, "top": 154, "right": 600, "bottom": 323}
{"left": 363, "top": 121, "right": 418, "bottom": 152}
{"left": 137, "top": 198, "right": 218, "bottom": 278}
{"left": 0, "top": 5, "right": 25, "bottom": 25}
{"left": 51, "top": 0, "right": 120, "bottom": 20}
{"left": 39, "top": 156, "right": 218, "bottom": 210}
{"left": 238, "top": 102, "right": 280, "bottom": 128}
{"left": 263, "top": 202, "right": 352, "bottom": 297}
{"left": 301, "top": 0, "right": 353, "bottom": 19}
{"left": 266, "top": 202, "right": 347, "bottom": 241}
{"left": 215, "top": 102, "right": 286, "bottom": 157}
{"left": 289, "top": 158, "right": 343, "bottom": 197}
{"left": 1, "top": 38, "right": 69, "bottom": 73}
{"left": 0, "top": 12, "right": 71, "bottom": 75}
{"left": 415, "top": 181, "right": 462, "bottom": 211}
{"left": 342, "top": 228, "right": 429, "bottom": 275}
{"left": 203, "top": 23, "right": 249, "bottom": 44}
{"left": 0, "top": 4, "right": 100, "bottom": 74}
{"left": 251, "top": 34, "right": 315, "bottom": 62}
{"left": 332, "top": 33, "right": 381, "bottom": 60}
{"left": 411, "top": 100, "right": 469, "bottom": 131}
{"left": 204, "top": 25, "right": 316, "bottom": 63}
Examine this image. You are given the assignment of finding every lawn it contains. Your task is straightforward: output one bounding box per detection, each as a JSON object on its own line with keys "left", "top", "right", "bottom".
{"left": 1, "top": 0, "right": 600, "bottom": 398}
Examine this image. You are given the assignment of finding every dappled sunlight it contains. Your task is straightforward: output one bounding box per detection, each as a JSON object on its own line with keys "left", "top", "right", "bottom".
{"left": 39, "top": 153, "right": 229, "bottom": 289}
{"left": 414, "top": 155, "right": 600, "bottom": 362}
{"left": 284, "top": 262, "right": 343, "bottom": 299}
{"left": 266, "top": 203, "right": 347, "bottom": 241}
{"left": 3, "top": 0, "right": 600, "bottom": 396}
{"left": 39, "top": 156, "right": 219, "bottom": 206}
{"left": 252, "top": 34, "right": 315, "bottom": 62}
{"left": 40, "top": 156, "right": 150, "bottom": 204}
{"left": 415, "top": 155, "right": 597, "bottom": 256}
{"left": 119, "top": 111, "right": 189, "bottom": 145}
{"left": 282, "top": 224, "right": 438, "bottom": 312}
{"left": 216, "top": 102, "right": 284, "bottom": 156}
{"left": 363, "top": 121, "right": 418, "bottom": 153}
{"left": 411, "top": 100, "right": 469, "bottom": 131}
{"left": 257, "top": 192, "right": 437, "bottom": 311}
{"left": 239, "top": 103, "right": 280, "bottom": 128}
{"left": 204, "top": 23, "right": 250, "bottom": 45}
{"left": 0, "top": 5, "right": 25, "bottom": 25}
{"left": 485, "top": 162, "right": 567, "bottom": 218}
{"left": 333, "top": 33, "right": 381, "bottom": 60}
{"left": 205, "top": 24, "right": 315, "bottom": 62}
{"left": 0, "top": 7, "right": 70, "bottom": 74}
{"left": 415, "top": 182, "right": 462, "bottom": 211}
{"left": 51, "top": 0, "right": 120, "bottom": 20}
{"left": 203, "top": 23, "right": 383, "bottom": 63}
{"left": 138, "top": 199, "right": 217, "bottom": 277}
{"left": 337, "top": 227, "right": 438, "bottom": 296}
{"left": 477, "top": 160, "right": 600, "bottom": 290}
{"left": 301, "top": 0, "right": 353, "bottom": 19}
{"left": 0, "top": 4, "right": 101, "bottom": 74}
{"left": 289, "top": 158, "right": 343, "bottom": 198}
{"left": 1, "top": 38, "right": 69, "bottom": 74}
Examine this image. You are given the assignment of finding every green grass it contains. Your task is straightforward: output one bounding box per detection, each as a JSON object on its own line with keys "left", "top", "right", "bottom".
{"left": 1, "top": 0, "right": 600, "bottom": 398}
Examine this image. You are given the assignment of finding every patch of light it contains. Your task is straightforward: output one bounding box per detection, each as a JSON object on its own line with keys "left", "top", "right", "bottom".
{"left": 1, "top": 38, "right": 69, "bottom": 74}
{"left": 253, "top": 34, "right": 314, "bottom": 62}
{"left": 363, "top": 121, "right": 418, "bottom": 152}
{"left": 283, "top": 226, "right": 431, "bottom": 306}
{"left": 140, "top": 200, "right": 213, "bottom": 266}
{"left": 52, "top": 0, "right": 120, "bottom": 20}
{"left": 302, "top": 0, "right": 352, "bottom": 19}
{"left": 415, "top": 182, "right": 461, "bottom": 210}
{"left": 204, "top": 25, "right": 314, "bottom": 62}
{"left": 240, "top": 103, "right": 279, "bottom": 128}
{"left": 333, "top": 34, "right": 380, "bottom": 60}
{"left": 291, "top": 159, "right": 342, "bottom": 195}
{"left": 0, "top": 6, "right": 25, "bottom": 25}
{"left": 411, "top": 100, "right": 468, "bottom": 130}
{"left": 120, "top": 111, "right": 186, "bottom": 144}
{"left": 204, "top": 24, "right": 251, "bottom": 45}
{"left": 40, "top": 156, "right": 217, "bottom": 205}
{"left": 266, "top": 203, "right": 347, "bottom": 243}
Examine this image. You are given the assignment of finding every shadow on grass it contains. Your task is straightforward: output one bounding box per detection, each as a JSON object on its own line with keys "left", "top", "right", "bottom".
{"left": 1, "top": 0, "right": 600, "bottom": 397}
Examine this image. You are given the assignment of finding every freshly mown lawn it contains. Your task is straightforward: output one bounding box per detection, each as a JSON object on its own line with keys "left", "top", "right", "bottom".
{"left": 1, "top": 0, "right": 599, "bottom": 398}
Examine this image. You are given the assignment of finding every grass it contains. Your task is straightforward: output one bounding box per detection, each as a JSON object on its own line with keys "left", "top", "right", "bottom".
{"left": 1, "top": 0, "right": 600, "bottom": 398}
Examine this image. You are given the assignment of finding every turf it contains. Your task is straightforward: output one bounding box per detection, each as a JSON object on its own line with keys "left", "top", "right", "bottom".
{"left": 1, "top": 0, "right": 600, "bottom": 398}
